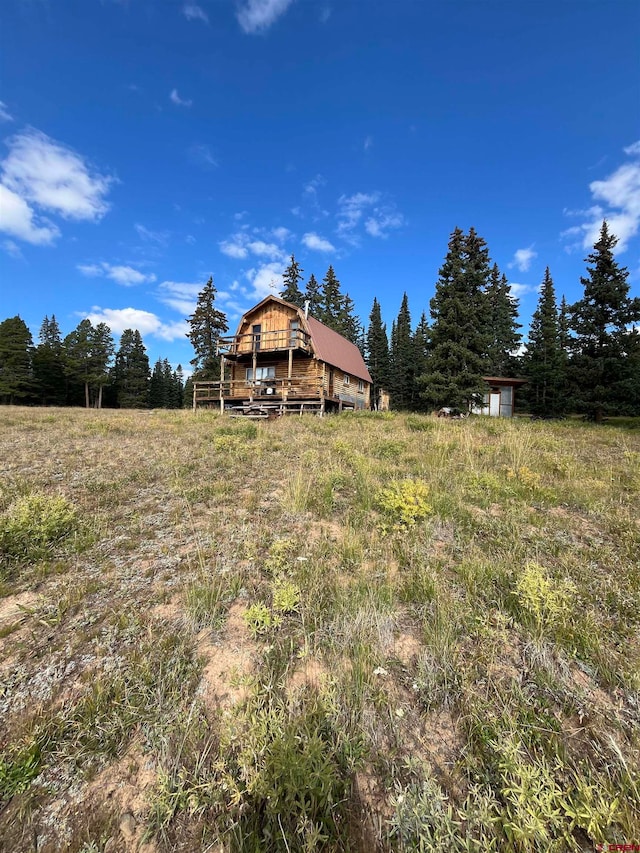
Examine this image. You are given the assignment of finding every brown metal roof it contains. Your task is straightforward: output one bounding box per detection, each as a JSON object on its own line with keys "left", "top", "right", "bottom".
{"left": 305, "top": 316, "right": 372, "bottom": 383}
{"left": 483, "top": 376, "right": 528, "bottom": 385}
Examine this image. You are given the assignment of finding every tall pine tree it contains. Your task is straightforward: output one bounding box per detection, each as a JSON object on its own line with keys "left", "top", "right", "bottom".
{"left": 0, "top": 316, "right": 35, "bottom": 404}
{"left": 186, "top": 277, "right": 229, "bottom": 380}
{"left": 113, "top": 329, "right": 150, "bottom": 408}
{"left": 420, "top": 227, "right": 490, "bottom": 410}
{"left": 411, "top": 312, "right": 430, "bottom": 411}
{"left": 304, "top": 273, "right": 322, "bottom": 317}
{"left": 279, "top": 255, "right": 305, "bottom": 307}
{"left": 33, "top": 315, "right": 66, "bottom": 405}
{"left": 523, "top": 268, "right": 567, "bottom": 417}
{"left": 389, "top": 293, "right": 414, "bottom": 409}
{"left": 485, "top": 264, "right": 522, "bottom": 375}
{"left": 63, "top": 319, "right": 114, "bottom": 408}
{"left": 366, "top": 297, "right": 390, "bottom": 408}
{"left": 569, "top": 221, "right": 640, "bottom": 421}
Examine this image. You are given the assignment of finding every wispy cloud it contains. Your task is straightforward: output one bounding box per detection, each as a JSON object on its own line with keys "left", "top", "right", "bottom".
{"left": 157, "top": 280, "right": 202, "bottom": 315}
{"left": 2, "top": 239, "right": 23, "bottom": 258}
{"left": 188, "top": 143, "right": 218, "bottom": 169}
{"left": 182, "top": 3, "right": 208, "bottom": 23}
{"left": 364, "top": 135, "right": 373, "bottom": 152}
{"left": 237, "top": 0, "right": 295, "bottom": 34}
{"left": 245, "top": 262, "right": 285, "bottom": 298}
{"left": 562, "top": 140, "right": 640, "bottom": 253}
{"left": 0, "top": 101, "right": 13, "bottom": 122}
{"left": 319, "top": 7, "right": 331, "bottom": 23}
{"left": 84, "top": 306, "right": 188, "bottom": 341}
{"left": 134, "top": 223, "right": 169, "bottom": 245}
{"left": 77, "top": 262, "right": 156, "bottom": 286}
{"left": 271, "top": 226, "right": 291, "bottom": 242}
{"left": 509, "top": 282, "right": 538, "bottom": 299}
{"left": 336, "top": 191, "right": 404, "bottom": 242}
{"left": 0, "top": 183, "right": 60, "bottom": 245}
{"left": 302, "top": 232, "right": 335, "bottom": 252}
{"left": 509, "top": 245, "right": 537, "bottom": 272}
{"left": 170, "top": 88, "right": 193, "bottom": 107}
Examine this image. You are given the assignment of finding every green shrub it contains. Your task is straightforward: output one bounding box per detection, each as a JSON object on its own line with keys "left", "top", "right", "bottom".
{"left": 376, "top": 480, "right": 431, "bottom": 530}
{"left": 243, "top": 602, "right": 282, "bottom": 636}
{"left": 406, "top": 415, "right": 435, "bottom": 432}
{"left": 0, "top": 493, "right": 77, "bottom": 563}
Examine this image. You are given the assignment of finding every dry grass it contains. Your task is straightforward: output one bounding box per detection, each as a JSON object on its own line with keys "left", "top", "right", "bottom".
{"left": 0, "top": 407, "right": 638, "bottom": 852}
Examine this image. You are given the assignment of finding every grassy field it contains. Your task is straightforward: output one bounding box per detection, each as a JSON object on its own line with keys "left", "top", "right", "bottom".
{"left": 0, "top": 407, "right": 639, "bottom": 852}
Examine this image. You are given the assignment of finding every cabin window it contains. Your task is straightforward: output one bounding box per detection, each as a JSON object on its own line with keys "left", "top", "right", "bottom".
{"left": 358, "top": 380, "right": 364, "bottom": 392}
{"left": 252, "top": 324, "right": 261, "bottom": 351}
{"left": 289, "top": 319, "right": 299, "bottom": 348}
{"left": 246, "top": 366, "right": 276, "bottom": 381}
{"left": 344, "top": 373, "right": 350, "bottom": 385}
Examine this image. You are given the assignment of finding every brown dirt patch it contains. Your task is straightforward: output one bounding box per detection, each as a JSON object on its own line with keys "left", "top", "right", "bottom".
{"left": 0, "top": 590, "right": 39, "bottom": 626}
{"left": 392, "top": 631, "right": 422, "bottom": 666}
{"left": 287, "top": 657, "right": 329, "bottom": 692}
{"left": 196, "top": 602, "right": 256, "bottom": 710}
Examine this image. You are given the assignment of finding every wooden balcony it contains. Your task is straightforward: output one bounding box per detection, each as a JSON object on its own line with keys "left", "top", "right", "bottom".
{"left": 194, "top": 375, "right": 324, "bottom": 404}
{"left": 217, "top": 328, "right": 312, "bottom": 358}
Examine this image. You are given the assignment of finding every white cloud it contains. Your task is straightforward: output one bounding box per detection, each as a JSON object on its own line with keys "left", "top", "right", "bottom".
{"left": 183, "top": 3, "right": 208, "bottom": 23}
{"left": 0, "top": 183, "right": 60, "bottom": 245}
{"left": 77, "top": 262, "right": 156, "bottom": 286}
{"left": 245, "top": 262, "right": 284, "bottom": 299}
{"left": 157, "top": 280, "right": 202, "bottom": 315}
{"left": 304, "top": 174, "right": 325, "bottom": 196}
{"left": 364, "top": 135, "right": 373, "bottom": 152}
{"left": 170, "top": 88, "right": 193, "bottom": 107}
{"left": 509, "top": 282, "right": 537, "bottom": 299}
{"left": 220, "top": 239, "right": 249, "bottom": 259}
{"left": 0, "top": 101, "right": 13, "bottom": 122}
{"left": 237, "top": 0, "right": 295, "bottom": 34}
{"left": 220, "top": 233, "right": 286, "bottom": 262}
{"left": 302, "top": 232, "right": 335, "bottom": 252}
{"left": 134, "top": 223, "right": 169, "bottom": 244}
{"left": 271, "top": 225, "right": 291, "bottom": 242}
{"left": 1, "top": 129, "right": 112, "bottom": 222}
{"left": 3, "top": 239, "right": 23, "bottom": 258}
{"left": 185, "top": 234, "right": 196, "bottom": 244}
{"left": 84, "top": 307, "right": 188, "bottom": 341}
{"left": 337, "top": 191, "right": 403, "bottom": 241}
{"left": 509, "top": 246, "right": 537, "bottom": 272}
{"left": 562, "top": 141, "right": 640, "bottom": 253}
{"left": 319, "top": 7, "right": 331, "bottom": 23}
{"left": 364, "top": 210, "right": 404, "bottom": 238}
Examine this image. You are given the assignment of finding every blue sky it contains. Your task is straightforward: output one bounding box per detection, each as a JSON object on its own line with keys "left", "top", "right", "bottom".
{"left": 1, "top": 0, "right": 639, "bottom": 373}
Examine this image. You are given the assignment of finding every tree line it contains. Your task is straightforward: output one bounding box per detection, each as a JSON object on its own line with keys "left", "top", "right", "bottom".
{"left": 1, "top": 220, "right": 638, "bottom": 417}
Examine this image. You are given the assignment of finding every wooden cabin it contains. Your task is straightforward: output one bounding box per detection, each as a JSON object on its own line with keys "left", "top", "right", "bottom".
{"left": 193, "top": 295, "right": 372, "bottom": 415}
{"left": 473, "top": 376, "right": 528, "bottom": 417}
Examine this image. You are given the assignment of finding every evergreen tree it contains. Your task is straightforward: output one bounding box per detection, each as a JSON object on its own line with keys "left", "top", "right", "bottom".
{"left": 569, "top": 221, "right": 640, "bottom": 421}
{"left": 173, "top": 365, "right": 185, "bottom": 409}
{"left": 149, "top": 358, "right": 168, "bottom": 408}
{"left": 113, "top": 329, "right": 150, "bottom": 408}
{"left": 420, "top": 227, "right": 490, "bottom": 410}
{"left": 389, "top": 293, "right": 414, "bottom": 409}
{"left": 304, "top": 273, "right": 322, "bottom": 317}
{"left": 0, "top": 316, "right": 35, "bottom": 404}
{"left": 411, "top": 312, "right": 430, "bottom": 411}
{"left": 558, "top": 295, "right": 571, "bottom": 354}
{"left": 485, "top": 264, "right": 522, "bottom": 375}
{"left": 317, "top": 265, "right": 344, "bottom": 330}
{"left": 33, "top": 315, "right": 66, "bottom": 405}
{"left": 523, "top": 268, "right": 567, "bottom": 417}
{"left": 279, "top": 254, "right": 305, "bottom": 307}
{"left": 63, "top": 319, "right": 114, "bottom": 408}
{"left": 365, "top": 297, "right": 390, "bottom": 408}
{"left": 338, "top": 293, "right": 362, "bottom": 344}
{"left": 186, "top": 277, "right": 229, "bottom": 380}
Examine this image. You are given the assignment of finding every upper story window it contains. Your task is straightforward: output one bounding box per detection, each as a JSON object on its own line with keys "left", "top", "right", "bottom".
{"left": 344, "top": 373, "right": 350, "bottom": 385}
{"left": 289, "top": 319, "right": 300, "bottom": 348}
{"left": 358, "top": 380, "right": 364, "bottom": 392}
{"left": 252, "top": 324, "right": 261, "bottom": 351}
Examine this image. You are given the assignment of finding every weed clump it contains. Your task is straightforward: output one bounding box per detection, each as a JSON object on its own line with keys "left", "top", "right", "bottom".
{"left": 377, "top": 479, "right": 431, "bottom": 530}
{"left": 0, "top": 493, "right": 77, "bottom": 565}
{"left": 515, "top": 562, "right": 574, "bottom": 633}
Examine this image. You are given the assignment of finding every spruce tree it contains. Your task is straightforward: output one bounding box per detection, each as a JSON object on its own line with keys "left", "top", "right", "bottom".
{"left": 366, "top": 297, "right": 390, "bottom": 408}
{"left": 33, "top": 315, "right": 66, "bottom": 405}
{"left": 304, "top": 273, "right": 322, "bottom": 317}
{"left": 186, "top": 277, "right": 229, "bottom": 380}
{"left": 523, "top": 268, "right": 567, "bottom": 417}
{"left": 63, "top": 319, "right": 114, "bottom": 408}
{"left": 114, "top": 329, "right": 150, "bottom": 408}
{"left": 412, "top": 312, "right": 430, "bottom": 410}
{"left": 317, "top": 265, "right": 344, "bottom": 330}
{"left": 420, "top": 227, "right": 490, "bottom": 410}
{"left": 569, "top": 221, "right": 640, "bottom": 421}
{"left": 485, "top": 264, "right": 521, "bottom": 375}
{"left": 149, "top": 358, "right": 168, "bottom": 408}
{"left": 0, "top": 316, "right": 35, "bottom": 404}
{"left": 279, "top": 254, "right": 305, "bottom": 307}
{"left": 389, "top": 293, "right": 414, "bottom": 410}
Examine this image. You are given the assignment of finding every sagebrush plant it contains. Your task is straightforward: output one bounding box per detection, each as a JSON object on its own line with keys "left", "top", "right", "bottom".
{"left": 514, "top": 562, "right": 574, "bottom": 633}
{"left": 0, "top": 492, "right": 77, "bottom": 564}
{"left": 243, "top": 602, "right": 282, "bottom": 636}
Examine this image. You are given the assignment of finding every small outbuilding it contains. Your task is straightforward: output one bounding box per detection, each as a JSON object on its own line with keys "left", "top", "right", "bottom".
{"left": 473, "top": 376, "right": 528, "bottom": 418}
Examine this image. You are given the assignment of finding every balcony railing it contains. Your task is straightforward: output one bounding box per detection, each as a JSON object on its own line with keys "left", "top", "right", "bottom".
{"left": 217, "top": 328, "right": 312, "bottom": 357}
{"left": 194, "top": 375, "right": 324, "bottom": 402}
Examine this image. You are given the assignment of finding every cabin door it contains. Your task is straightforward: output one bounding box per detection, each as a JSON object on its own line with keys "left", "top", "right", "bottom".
{"left": 489, "top": 391, "right": 501, "bottom": 417}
